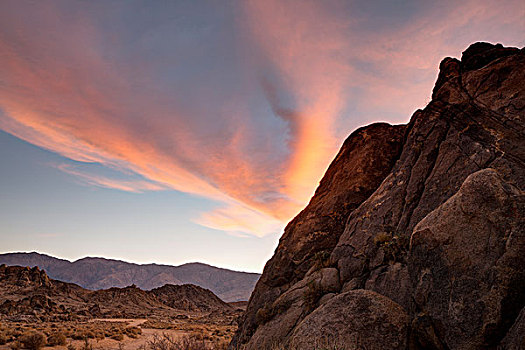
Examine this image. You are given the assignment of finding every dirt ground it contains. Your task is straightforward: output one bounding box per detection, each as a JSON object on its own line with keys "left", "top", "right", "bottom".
{"left": 0, "top": 317, "right": 233, "bottom": 349}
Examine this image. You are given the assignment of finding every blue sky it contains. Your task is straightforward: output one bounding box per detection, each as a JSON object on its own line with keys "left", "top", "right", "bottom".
{"left": 0, "top": 0, "right": 523, "bottom": 272}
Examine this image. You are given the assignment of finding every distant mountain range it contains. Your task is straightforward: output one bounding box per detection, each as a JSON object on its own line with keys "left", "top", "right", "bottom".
{"left": 0, "top": 252, "right": 259, "bottom": 302}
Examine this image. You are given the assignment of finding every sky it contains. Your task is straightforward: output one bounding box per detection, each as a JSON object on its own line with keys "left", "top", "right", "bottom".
{"left": 0, "top": 0, "right": 523, "bottom": 273}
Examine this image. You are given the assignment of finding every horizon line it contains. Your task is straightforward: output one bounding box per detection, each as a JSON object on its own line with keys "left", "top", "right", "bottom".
{"left": 0, "top": 250, "right": 262, "bottom": 275}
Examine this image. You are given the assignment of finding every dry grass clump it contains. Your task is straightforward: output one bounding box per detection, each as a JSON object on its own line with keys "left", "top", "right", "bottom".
{"left": 47, "top": 331, "right": 67, "bottom": 346}
{"left": 111, "top": 333, "right": 124, "bottom": 341}
{"left": 0, "top": 320, "right": 143, "bottom": 347}
{"left": 303, "top": 280, "right": 324, "bottom": 312}
{"left": 0, "top": 332, "right": 7, "bottom": 345}
{"left": 8, "top": 340, "right": 21, "bottom": 350}
{"left": 71, "top": 329, "right": 95, "bottom": 340}
{"left": 147, "top": 333, "right": 228, "bottom": 350}
{"left": 313, "top": 250, "right": 332, "bottom": 270}
{"left": 373, "top": 232, "right": 391, "bottom": 245}
{"left": 271, "top": 341, "right": 346, "bottom": 350}
{"left": 19, "top": 331, "right": 47, "bottom": 350}
{"left": 373, "top": 232, "right": 409, "bottom": 263}
{"left": 123, "top": 326, "right": 142, "bottom": 338}
{"left": 0, "top": 317, "right": 233, "bottom": 348}
{"left": 64, "top": 337, "right": 94, "bottom": 350}
{"left": 80, "top": 337, "right": 94, "bottom": 350}
{"left": 154, "top": 321, "right": 234, "bottom": 344}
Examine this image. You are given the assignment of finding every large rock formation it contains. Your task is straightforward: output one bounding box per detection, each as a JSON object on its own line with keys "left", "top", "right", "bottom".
{"left": 231, "top": 42, "right": 525, "bottom": 349}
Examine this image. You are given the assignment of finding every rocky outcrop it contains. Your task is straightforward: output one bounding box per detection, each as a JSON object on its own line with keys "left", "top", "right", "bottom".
{"left": 232, "top": 122, "right": 406, "bottom": 347}
{"left": 0, "top": 265, "right": 52, "bottom": 288}
{"left": 231, "top": 42, "right": 525, "bottom": 349}
{"left": 151, "top": 283, "right": 233, "bottom": 312}
{"left": 0, "top": 265, "right": 235, "bottom": 320}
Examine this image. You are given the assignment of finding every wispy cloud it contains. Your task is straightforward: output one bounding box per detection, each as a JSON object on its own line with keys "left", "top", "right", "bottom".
{"left": 0, "top": 0, "right": 522, "bottom": 236}
{"left": 56, "top": 164, "right": 167, "bottom": 193}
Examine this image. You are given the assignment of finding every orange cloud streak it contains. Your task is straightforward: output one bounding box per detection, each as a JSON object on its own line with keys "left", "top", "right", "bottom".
{"left": 0, "top": 0, "right": 522, "bottom": 236}
{"left": 240, "top": 0, "right": 352, "bottom": 204}
{"left": 56, "top": 164, "right": 167, "bottom": 193}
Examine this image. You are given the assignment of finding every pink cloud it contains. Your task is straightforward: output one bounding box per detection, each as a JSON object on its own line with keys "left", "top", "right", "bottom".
{"left": 0, "top": 0, "right": 522, "bottom": 236}
{"left": 56, "top": 164, "right": 167, "bottom": 193}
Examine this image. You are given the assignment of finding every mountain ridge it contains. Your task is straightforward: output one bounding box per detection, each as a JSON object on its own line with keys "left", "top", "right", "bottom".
{"left": 0, "top": 252, "right": 260, "bottom": 302}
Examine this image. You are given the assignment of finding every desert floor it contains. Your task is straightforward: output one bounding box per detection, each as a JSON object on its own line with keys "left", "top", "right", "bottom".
{"left": 0, "top": 316, "right": 234, "bottom": 349}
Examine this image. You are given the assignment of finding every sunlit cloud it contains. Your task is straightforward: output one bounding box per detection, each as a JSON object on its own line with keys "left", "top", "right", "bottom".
{"left": 56, "top": 164, "right": 167, "bottom": 193}
{"left": 196, "top": 203, "right": 284, "bottom": 238}
{"left": 0, "top": 0, "right": 523, "bottom": 237}
{"left": 240, "top": 0, "right": 353, "bottom": 204}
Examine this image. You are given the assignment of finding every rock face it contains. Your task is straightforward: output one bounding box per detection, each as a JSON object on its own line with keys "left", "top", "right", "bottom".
{"left": 409, "top": 169, "right": 524, "bottom": 349}
{"left": 231, "top": 42, "right": 525, "bottom": 349}
{"left": 233, "top": 122, "right": 406, "bottom": 347}
{"left": 290, "top": 290, "right": 410, "bottom": 350}
{"left": 501, "top": 307, "right": 525, "bottom": 350}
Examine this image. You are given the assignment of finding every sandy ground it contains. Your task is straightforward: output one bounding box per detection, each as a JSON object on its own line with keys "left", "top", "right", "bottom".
{"left": 0, "top": 318, "right": 191, "bottom": 350}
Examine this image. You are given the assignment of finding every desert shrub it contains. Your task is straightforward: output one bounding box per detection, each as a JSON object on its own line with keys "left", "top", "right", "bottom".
{"left": 67, "top": 343, "right": 76, "bottom": 350}
{"left": 176, "top": 334, "right": 208, "bottom": 350}
{"left": 72, "top": 329, "right": 96, "bottom": 341}
{"left": 111, "top": 333, "right": 124, "bottom": 341}
{"left": 147, "top": 333, "right": 212, "bottom": 350}
{"left": 374, "top": 233, "right": 409, "bottom": 263}
{"left": 148, "top": 333, "right": 177, "bottom": 350}
{"left": 9, "top": 340, "right": 21, "bottom": 350}
{"left": 83, "top": 330, "right": 95, "bottom": 339}
{"left": 20, "top": 332, "right": 47, "bottom": 350}
{"left": 124, "top": 326, "right": 142, "bottom": 339}
{"left": 271, "top": 341, "right": 346, "bottom": 350}
{"left": 303, "top": 280, "right": 324, "bottom": 312}
{"left": 90, "top": 328, "right": 105, "bottom": 340}
{"left": 71, "top": 333, "right": 83, "bottom": 340}
{"left": 79, "top": 338, "right": 93, "bottom": 350}
{"left": 47, "top": 332, "right": 67, "bottom": 346}
{"left": 373, "top": 233, "right": 391, "bottom": 245}
{"left": 313, "top": 250, "right": 332, "bottom": 269}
